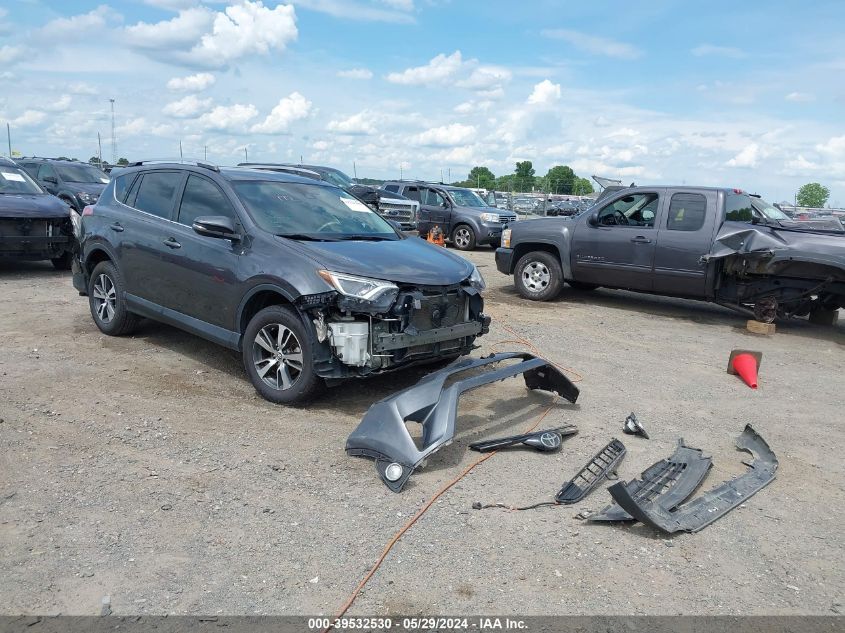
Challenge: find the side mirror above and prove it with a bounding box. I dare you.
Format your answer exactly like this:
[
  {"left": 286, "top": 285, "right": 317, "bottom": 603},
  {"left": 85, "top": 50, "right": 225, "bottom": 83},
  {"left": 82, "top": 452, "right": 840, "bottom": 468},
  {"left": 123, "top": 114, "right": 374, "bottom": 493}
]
[
  {"left": 587, "top": 211, "right": 599, "bottom": 227},
  {"left": 440, "top": 200, "right": 450, "bottom": 209},
  {"left": 43, "top": 175, "right": 57, "bottom": 184},
  {"left": 193, "top": 216, "right": 240, "bottom": 240},
  {"left": 386, "top": 219, "right": 403, "bottom": 232}
]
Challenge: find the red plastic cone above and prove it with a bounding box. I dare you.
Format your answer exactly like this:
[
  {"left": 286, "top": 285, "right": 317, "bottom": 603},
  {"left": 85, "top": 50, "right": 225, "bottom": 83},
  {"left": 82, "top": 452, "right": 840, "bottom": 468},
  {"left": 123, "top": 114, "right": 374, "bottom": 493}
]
[{"left": 731, "top": 353, "right": 759, "bottom": 389}]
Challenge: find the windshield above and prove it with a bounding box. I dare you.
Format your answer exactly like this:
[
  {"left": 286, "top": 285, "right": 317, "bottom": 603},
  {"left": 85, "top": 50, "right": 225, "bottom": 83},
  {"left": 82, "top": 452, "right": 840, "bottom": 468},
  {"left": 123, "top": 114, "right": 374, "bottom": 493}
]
[
  {"left": 57, "top": 163, "right": 109, "bottom": 184},
  {"left": 0, "top": 167, "right": 44, "bottom": 194},
  {"left": 751, "top": 198, "right": 791, "bottom": 221},
  {"left": 232, "top": 181, "right": 399, "bottom": 240},
  {"left": 448, "top": 189, "right": 487, "bottom": 207},
  {"left": 315, "top": 168, "right": 354, "bottom": 190}
]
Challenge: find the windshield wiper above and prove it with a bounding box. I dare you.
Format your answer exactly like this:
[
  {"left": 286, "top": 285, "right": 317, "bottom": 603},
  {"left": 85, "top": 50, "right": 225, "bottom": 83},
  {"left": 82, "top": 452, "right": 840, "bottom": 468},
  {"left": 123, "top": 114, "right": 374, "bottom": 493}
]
[
  {"left": 334, "top": 234, "right": 395, "bottom": 241},
  {"left": 275, "top": 233, "right": 339, "bottom": 242}
]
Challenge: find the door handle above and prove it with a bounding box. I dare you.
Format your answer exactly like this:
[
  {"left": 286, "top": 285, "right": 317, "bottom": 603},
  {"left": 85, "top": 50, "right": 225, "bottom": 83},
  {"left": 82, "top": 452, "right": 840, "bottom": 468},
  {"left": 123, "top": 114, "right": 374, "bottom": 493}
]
[
  {"left": 163, "top": 237, "right": 181, "bottom": 249},
  {"left": 109, "top": 222, "right": 124, "bottom": 232},
  {"left": 630, "top": 236, "right": 652, "bottom": 244}
]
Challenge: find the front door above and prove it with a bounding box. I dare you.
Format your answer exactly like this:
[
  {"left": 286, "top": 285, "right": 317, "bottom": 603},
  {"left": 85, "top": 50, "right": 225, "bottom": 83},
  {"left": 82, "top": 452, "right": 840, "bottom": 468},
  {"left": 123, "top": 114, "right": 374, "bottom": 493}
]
[
  {"left": 570, "top": 191, "right": 662, "bottom": 291},
  {"left": 36, "top": 163, "right": 59, "bottom": 195},
  {"left": 652, "top": 191, "right": 718, "bottom": 297},
  {"left": 422, "top": 187, "right": 452, "bottom": 234}
]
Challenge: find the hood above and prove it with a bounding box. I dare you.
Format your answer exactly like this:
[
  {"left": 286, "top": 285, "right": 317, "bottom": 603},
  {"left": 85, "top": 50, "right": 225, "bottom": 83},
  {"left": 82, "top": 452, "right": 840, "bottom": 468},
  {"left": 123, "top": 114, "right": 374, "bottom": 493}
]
[
  {"left": 0, "top": 193, "right": 70, "bottom": 219},
  {"left": 67, "top": 182, "right": 107, "bottom": 196},
  {"left": 376, "top": 189, "right": 413, "bottom": 202},
  {"left": 289, "top": 236, "right": 474, "bottom": 285}
]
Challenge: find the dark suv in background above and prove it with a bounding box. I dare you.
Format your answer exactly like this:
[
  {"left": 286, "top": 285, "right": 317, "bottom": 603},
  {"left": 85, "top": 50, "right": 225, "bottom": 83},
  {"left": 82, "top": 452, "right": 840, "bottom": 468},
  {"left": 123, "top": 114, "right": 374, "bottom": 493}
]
[
  {"left": 382, "top": 181, "right": 517, "bottom": 250},
  {"left": 74, "top": 161, "right": 488, "bottom": 404},
  {"left": 239, "top": 162, "right": 419, "bottom": 230},
  {"left": 0, "top": 157, "right": 74, "bottom": 268},
  {"left": 18, "top": 158, "right": 108, "bottom": 212}
]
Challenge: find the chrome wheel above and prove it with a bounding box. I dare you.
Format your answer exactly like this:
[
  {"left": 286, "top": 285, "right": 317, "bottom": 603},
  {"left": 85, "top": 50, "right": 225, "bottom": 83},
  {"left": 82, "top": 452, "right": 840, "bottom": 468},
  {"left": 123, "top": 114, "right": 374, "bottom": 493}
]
[
  {"left": 92, "top": 273, "right": 116, "bottom": 323},
  {"left": 252, "top": 323, "right": 304, "bottom": 391},
  {"left": 454, "top": 227, "right": 472, "bottom": 248},
  {"left": 522, "top": 261, "right": 550, "bottom": 293}
]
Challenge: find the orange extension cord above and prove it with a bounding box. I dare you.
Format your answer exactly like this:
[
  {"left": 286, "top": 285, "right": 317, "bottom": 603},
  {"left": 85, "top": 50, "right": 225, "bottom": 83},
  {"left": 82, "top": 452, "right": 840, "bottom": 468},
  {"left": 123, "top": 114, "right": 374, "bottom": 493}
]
[{"left": 323, "top": 325, "right": 583, "bottom": 631}]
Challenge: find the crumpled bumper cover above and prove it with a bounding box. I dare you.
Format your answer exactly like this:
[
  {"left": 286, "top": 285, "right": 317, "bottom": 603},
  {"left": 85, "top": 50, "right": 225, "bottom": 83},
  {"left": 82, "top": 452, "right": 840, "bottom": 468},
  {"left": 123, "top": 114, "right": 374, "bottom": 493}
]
[
  {"left": 608, "top": 424, "right": 777, "bottom": 533},
  {"left": 345, "top": 352, "right": 580, "bottom": 492}
]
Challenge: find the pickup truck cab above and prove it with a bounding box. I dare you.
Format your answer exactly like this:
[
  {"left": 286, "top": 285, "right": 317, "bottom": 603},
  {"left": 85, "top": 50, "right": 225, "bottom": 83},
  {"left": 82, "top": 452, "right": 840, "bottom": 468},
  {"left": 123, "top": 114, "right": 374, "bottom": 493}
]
[{"left": 496, "top": 186, "right": 845, "bottom": 324}]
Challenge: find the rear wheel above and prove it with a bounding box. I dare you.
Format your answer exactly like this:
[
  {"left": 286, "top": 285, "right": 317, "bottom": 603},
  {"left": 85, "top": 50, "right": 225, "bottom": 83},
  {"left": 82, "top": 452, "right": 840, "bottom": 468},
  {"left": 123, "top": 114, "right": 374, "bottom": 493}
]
[
  {"left": 88, "top": 260, "right": 139, "bottom": 336},
  {"left": 514, "top": 251, "right": 563, "bottom": 301},
  {"left": 242, "top": 305, "right": 323, "bottom": 404},
  {"left": 808, "top": 307, "right": 839, "bottom": 326},
  {"left": 451, "top": 224, "right": 477, "bottom": 251}
]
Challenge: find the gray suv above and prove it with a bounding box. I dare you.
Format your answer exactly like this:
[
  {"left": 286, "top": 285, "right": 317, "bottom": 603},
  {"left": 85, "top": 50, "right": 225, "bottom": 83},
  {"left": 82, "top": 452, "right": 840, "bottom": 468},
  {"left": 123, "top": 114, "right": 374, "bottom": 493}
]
[
  {"left": 382, "top": 181, "right": 517, "bottom": 250},
  {"left": 73, "top": 162, "right": 489, "bottom": 404}
]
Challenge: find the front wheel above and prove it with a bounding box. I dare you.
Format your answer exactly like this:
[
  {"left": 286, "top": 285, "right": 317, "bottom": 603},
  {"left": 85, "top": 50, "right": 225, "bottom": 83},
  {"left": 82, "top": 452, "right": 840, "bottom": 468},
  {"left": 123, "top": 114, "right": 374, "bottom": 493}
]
[
  {"left": 88, "top": 260, "right": 140, "bottom": 336},
  {"left": 242, "top": 305, "right": 323, "bottom": 405},
  {"left": 451, "top": 225, "right": 477, "bottom": 251},
  {"left": 514, "top": 251, "right": 563, "bottom": 301}
]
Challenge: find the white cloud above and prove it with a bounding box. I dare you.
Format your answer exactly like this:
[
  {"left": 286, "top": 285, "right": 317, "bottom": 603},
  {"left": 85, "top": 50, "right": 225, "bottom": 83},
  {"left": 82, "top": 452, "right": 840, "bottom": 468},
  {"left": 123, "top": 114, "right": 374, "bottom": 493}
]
[
  {"left": 691, "top": 44, "right": 745, "bottom": 58},
  {"left": 312, "top": 140, "right": 330, "bottom": 151},
  {"left": 126, "top": 1, "right": 297, "bottom": 68},
  {"left": 327, "top": 111, "right": 377, "bottom": 135},
  {"left": 12, "top": 111, "right": 46, "bottom": 127},
  {"left": 0, "top": 45, "right": 25, "bottom": 65},
  {"left": 44, "top": 95, "right": 73, "bottom": 113},
  {"left": 251, "top": 92, "right": 312, "bottom": 133},
  {"left": 816, "top": 135, "right": 845, "bottom": 157},
  {"left": 785, "top": 91, "right": 815, "bottom": 102},
  {"left": 785, "top": 155, "right": 820, "bottom": 172},
  {"left": 454, "top": 100, "right": 493, "bottom": 114},
  {"left": 198, "top": 103, "right": 259, "bottom": 131},
  {"left": 456, "top": 65, "right": 512, "bottom": 94},
  {"left": 411, "top": 123, "right": 476, "bottom": 147},
  {"left": 167, "top": 72, "right": 216, "bottom": 92},
  {"left": 39, "top": 5, "right": 122, "bottom": 39},
  {"left": 116, "top": 117, "right": 149, "bottom": 138},
  {"left": 162, "top": 95, "right": 213, "bottom": 118},
  {"left": 68, "top": 82, "right": 99, "bottom": 95},
  {"left": 726, "top": 143, "right": 760, "bottom": 168},
  {"left": 143, "top": 0, "right": 198, "bottom": 9},
  {"left": 286, "top": 0, "right": 414, "bottom": 23},
  {"left": 527, "top": 79, "right": 561, "bottom": 105},
  {"left": 386, "top": 50, "right": 464, "bottom": 84},
  {"left": 337, "top": 68, "right": 373, "bottom": 79},
  {"left": 541, "top": 29, "right": 642, "bottom": 60},
  {"left": 379, "top": 0, "right": 414, "bottom": 9}
]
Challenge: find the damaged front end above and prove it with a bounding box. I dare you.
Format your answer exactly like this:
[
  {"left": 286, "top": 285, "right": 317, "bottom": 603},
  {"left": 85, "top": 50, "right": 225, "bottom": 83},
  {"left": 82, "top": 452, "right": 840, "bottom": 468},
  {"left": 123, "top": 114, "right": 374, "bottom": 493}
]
[
  {"left": 346, "top": 352, "right": 580, "bottom": 492},
  {"left": 298, "top": 269, "right": 490, "bottom": 380}
]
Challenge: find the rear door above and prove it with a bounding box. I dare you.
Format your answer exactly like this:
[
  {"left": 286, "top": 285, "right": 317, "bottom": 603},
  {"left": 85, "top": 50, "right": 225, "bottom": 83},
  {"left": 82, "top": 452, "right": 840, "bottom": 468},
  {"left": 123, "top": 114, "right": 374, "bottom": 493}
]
[
  {"left": 652, "top": 190, "right": 719, "bottom": 297},
  {"left": 570, "top": 190, "right": 663, "bottom": 290},
  {"left": 36, "top": 163, "right": 59, "bottom": 195},
  {"left": 119, "top": 170, "right": 186, "bottom": 308},
  {"left": 161, "top": 174, "right": 242, "bottom": 329},
  {"left": 402, "top": 186, "right": 426, "bottom": 232}
]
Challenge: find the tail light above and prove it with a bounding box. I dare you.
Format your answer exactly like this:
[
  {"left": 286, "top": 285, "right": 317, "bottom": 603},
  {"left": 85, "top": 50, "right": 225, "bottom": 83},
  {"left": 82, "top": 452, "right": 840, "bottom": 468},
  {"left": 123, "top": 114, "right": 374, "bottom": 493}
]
[{"left": 81, "top": 205, "right": 94, "bottom": 216}]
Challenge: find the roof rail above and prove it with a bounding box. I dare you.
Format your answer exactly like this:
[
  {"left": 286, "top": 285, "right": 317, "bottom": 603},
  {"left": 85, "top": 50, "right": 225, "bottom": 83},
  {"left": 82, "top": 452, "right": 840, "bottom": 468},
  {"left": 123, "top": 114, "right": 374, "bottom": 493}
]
[{"left": 127, "top": 158, "right": 220, "bottom": 172}]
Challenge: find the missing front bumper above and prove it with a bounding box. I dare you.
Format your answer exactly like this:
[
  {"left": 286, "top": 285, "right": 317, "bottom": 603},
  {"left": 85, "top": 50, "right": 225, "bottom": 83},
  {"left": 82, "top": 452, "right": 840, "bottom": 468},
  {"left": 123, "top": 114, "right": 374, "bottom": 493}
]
[{"left": 345, "top": 352, "right": 580, "bottom": 492}]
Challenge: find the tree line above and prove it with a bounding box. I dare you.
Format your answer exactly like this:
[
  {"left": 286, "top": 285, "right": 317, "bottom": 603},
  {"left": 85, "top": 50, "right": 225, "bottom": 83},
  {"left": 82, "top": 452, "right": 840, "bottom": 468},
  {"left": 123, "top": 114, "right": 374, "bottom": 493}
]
[{"left": 452, "top": 161, "right": 595, "bottom": 195}]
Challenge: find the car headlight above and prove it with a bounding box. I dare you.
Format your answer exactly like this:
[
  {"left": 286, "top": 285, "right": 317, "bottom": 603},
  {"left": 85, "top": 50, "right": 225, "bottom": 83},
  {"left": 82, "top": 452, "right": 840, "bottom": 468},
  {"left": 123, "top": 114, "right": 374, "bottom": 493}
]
[
  {"left": 467, "top": 265, "right": 486, "bottom": 291},
  {"left": 77, "top": 192, "right": 98, "bottom": 204},
  {"left": 480, "top": 212, "right": 500, "bottom": 223},
  {"left": 501, "top": 228, "right": 512, "bottom": 248},
  {"left": 318, "top": 270, "right": 398, "bottom": 303}
]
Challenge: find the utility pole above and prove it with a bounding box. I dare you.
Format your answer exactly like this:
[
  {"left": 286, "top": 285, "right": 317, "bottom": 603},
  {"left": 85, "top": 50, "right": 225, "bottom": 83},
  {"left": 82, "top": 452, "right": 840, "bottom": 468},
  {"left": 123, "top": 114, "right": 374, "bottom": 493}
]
[
  {"left": 6, "top": 122, "right": 11, "bottom": 158},
  {"left": 179, "top": 140, "right": 183, "bottom": 160},
  {"left": 97, "top": 132, "right": 102, "bottom": 168},
  {"left": 353, "top": 161, "right": 357, "bottom": 179},
  {"left": 400, "top": 163, "right": 403, "bottom": 179},
  {"left": 109, "top": 99, "right": 116, "bottom": 164},
  {"left": 204, "top": 145, "right": 207, "bottom": 161},
  {"left": 244, "top": 147, "right": 248, "bottom": 162}
]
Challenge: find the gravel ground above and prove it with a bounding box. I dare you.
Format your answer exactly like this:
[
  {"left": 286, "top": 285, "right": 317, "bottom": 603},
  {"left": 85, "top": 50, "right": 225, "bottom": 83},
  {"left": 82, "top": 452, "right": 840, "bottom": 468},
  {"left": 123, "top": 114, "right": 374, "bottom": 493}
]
[{"left": 0, "top": 251, "right": 843, "bottom": 617}]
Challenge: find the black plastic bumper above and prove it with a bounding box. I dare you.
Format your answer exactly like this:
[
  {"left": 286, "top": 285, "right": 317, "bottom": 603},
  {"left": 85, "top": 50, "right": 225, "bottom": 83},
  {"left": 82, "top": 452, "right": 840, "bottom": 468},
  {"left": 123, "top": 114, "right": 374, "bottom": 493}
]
[{"left": 495, "top": 247, "right": 514, "bottom": 275}]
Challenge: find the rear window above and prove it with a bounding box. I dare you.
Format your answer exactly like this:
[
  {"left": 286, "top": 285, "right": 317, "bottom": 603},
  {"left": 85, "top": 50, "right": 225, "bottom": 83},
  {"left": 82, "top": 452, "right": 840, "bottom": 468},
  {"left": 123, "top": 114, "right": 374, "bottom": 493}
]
[
  {"left": 383, "top": 185, "right": 399, "bottom": 193},
  {"left": 132, "top": 171, "right": 182, "bottom": 219},
  {"left": 667, "top": 193, "right": 707, "bottom": 231},
  {"left": 725, "top": 193, "right": 753, "bottom": 222},
  {"left": 113, "top": 173, "right": 137, "bottom": 203}
]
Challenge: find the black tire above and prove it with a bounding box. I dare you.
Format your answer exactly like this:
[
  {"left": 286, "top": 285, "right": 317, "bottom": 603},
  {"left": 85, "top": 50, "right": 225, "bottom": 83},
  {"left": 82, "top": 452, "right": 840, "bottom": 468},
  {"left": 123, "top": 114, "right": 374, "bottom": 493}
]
[
  {"left": 514, "top": 251, "right": 563, "bottom": 301},
  {"left": 567, "top": 280, "right": 599, "bottom": 291},
  {"left": 51, "top": 252, "right": 73, "bottom": 270},
  {"left": 88, "top": 260, "right": 140, "bottom": 336},
  {"left": 242, "top": 305, "right": 323, "bottom": 405},
  {"left": 450, "top": 224, "right": 477, "bottom": 251},
  {"left": 808, "top": 307, "right": 839, "bottom": 326}
]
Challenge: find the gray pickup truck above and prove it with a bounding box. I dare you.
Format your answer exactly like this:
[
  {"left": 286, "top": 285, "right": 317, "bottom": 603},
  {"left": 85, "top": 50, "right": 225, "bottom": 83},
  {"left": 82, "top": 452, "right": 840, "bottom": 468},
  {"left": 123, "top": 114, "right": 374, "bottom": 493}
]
[{"left": 495, "top": 186, "right": 845, "bottom": 324}]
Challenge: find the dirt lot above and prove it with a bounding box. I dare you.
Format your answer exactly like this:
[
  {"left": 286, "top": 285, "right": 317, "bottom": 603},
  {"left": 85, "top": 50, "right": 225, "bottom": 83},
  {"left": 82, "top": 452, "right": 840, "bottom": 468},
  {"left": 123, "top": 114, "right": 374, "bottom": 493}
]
[{"left": 1, "top": 250, "right": 843, "bottom": 617}]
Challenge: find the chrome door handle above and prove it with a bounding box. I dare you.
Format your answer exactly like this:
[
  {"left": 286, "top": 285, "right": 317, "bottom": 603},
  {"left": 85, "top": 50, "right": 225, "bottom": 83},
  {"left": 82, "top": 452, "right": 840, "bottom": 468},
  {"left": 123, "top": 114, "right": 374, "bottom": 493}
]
[{"left": 163, "top": 238, "right": 181, "bottom": 249}]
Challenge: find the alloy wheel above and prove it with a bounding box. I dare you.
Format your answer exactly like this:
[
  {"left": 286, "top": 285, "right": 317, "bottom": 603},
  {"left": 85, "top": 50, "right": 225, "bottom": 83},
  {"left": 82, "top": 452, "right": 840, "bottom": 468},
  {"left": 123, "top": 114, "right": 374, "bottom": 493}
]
[
  {"left": 454, "top": 227, "right": 471, "bottom": 248},
  {"left": 252, "top": 323, "right": 304, "bottom": 391},
  {"left": 92, "top": 274, "right": 117, "bottom": 323},
  {"left": 522, "top": 261, "right": 550, "bottom": 293}
]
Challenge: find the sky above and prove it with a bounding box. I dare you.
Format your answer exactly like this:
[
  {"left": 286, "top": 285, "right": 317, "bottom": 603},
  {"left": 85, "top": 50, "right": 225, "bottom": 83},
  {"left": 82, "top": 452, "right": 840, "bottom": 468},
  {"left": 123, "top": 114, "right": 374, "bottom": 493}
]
[{"left": 1, "top": 0, "right": 844, "bottom": 204}]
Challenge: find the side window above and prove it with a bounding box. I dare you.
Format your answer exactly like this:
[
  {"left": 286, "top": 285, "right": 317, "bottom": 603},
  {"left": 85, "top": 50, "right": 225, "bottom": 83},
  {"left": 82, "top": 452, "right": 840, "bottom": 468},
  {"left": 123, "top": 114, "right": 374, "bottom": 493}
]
[
  {"left": 20, "top": 163, "right": 39, "bottom": 178},
  {"left": 113, "top": 173, "right": 136, "bottom": 204},
  {"left": 725, "top": 193, "right": 753, "bottom": 222},
  {"left": 384, "top": 185, "right": 399, "bottom": 193},
  {"left": 597, "top": 193, "right": 658, "bottom": 228},
  {"left": 667, "top": 193, "right": 707, "bottom": 231},
  {"left": 404, "top": 186, "right": 421, "bottom": 202},
  {"left": 132, "top": 171, "right": 182, "bottom": 219},
  {"left": 177, "top": 175, "right": 235, "bottom": 227},
  {"left": 37, "top": 164, "right": 57, "bottom": 181},
  {"left": 424, "top": 188, "right": 446, "bottom": 206}
]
